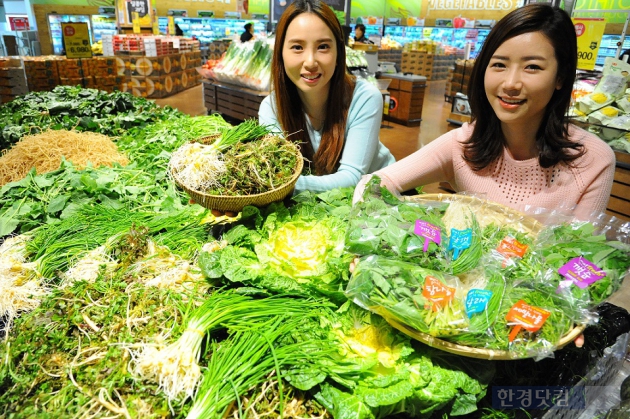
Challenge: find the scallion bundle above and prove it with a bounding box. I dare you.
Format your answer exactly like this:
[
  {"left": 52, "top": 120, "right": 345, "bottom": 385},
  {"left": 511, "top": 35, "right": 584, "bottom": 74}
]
[{"left": 131, "top": 291, "right": 333, "bottom": 401}]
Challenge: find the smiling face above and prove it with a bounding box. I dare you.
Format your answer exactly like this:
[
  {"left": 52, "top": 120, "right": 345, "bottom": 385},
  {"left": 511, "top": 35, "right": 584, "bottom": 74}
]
[
  {"left": 282, "top": 13, "right": 337, "bottom": 101},
  {"left": 484, "top": 31, "right": 561, "bottom": 132}
]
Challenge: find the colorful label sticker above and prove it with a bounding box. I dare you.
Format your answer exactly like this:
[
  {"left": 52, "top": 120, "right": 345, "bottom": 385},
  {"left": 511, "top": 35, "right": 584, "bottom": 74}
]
[
  {"left": 496, "top": 236, "right": 528, "bottom": 259},
  {"left": 557, "top": 256, "right": 606, "bottom": 290},
  {"left": 448, "top": 228, "right": 472, "bottom": 261},
  {"left": 422, "top": 276, "right": 455, "bottom": 311},
  {"left": 466, "top": 289, "right": 493, "bottom": 317},
  {"left": 414, "top": 220, "right": 441, "bottom": 252},
  {"left": 505, "top": 300, "right": 550, "bottom": 342}
]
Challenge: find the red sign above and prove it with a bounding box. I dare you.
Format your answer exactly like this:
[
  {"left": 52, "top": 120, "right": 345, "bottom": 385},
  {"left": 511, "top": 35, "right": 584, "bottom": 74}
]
[
  {"left": 64, "top": 26, "right": 76, "bottom": 36},
  {"left": 9, "top": 17, "right": 30, "bottom": 31}
]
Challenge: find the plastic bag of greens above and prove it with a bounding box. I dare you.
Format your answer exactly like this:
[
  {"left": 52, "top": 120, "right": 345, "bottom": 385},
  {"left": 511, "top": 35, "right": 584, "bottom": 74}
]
[
  {"left": 346, "top": 176, "right": 449, "bottom": 270},
  {"left": 346, "top": 255, "right": 470, "bottom": 337},
  {"left": 492, "top": 281, "right": 577, "bottom": 360},
  {"left": 533, "top": 215, "right": 630, "bottom": 312},
  {"left": 443, "top": 267, "right": 508, "bottom": 347}
]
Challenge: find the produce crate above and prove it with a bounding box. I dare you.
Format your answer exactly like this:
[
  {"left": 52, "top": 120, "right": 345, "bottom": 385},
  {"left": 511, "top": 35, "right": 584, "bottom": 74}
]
[{"left": 203, "top": 80, "right": 217, "bottom": 112}]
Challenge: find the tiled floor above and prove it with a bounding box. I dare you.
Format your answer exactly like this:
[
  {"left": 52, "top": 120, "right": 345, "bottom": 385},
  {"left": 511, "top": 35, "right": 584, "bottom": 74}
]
[{"left": 155, "top": 80, "right": 630, "bottom": 313}]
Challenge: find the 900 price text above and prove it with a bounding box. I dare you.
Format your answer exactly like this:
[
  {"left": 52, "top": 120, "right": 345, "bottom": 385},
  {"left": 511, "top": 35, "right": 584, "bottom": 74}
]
[{"left": 577, "top": 51, "right": 594, "bottom": 61}]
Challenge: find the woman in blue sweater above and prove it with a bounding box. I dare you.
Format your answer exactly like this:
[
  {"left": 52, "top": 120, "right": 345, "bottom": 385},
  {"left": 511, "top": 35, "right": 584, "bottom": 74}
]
[{"left": 258, "top": 0, "right": 394, "bottom": 194}]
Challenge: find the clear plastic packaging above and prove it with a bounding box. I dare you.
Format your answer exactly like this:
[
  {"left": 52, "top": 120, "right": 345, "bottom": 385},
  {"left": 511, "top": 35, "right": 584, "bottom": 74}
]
[{"left": 346, "top": 255, "right": 470, "bottom": 337}]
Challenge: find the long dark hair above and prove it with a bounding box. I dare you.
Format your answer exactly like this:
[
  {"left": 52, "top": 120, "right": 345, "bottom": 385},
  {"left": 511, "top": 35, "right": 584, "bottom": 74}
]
[
  {"left": 271, "top": 0, "right": 355, "bottom": 175},
  {"left": 465, "top": 4, "right": 583, "bottom": 170}
]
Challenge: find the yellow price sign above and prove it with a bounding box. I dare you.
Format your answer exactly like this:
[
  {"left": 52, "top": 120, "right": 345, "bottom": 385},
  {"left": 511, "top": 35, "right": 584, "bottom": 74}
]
[
  {"left": 61, "top": 22, "right": 92, "bottom": 59},
  {"left": 132, "top": 11, "right": 141, "bottom": 34},
  {"left": 168, "top": 16, "right": 176, "bottom": 36},
  {"left": 572, "top": 18, "right": 606, "bottom": 71}
]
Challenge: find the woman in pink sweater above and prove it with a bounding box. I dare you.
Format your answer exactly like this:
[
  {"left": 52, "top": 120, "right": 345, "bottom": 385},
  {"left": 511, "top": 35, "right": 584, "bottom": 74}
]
[{"left": 355, "top": 4, "right": 615, "bottom": 221}]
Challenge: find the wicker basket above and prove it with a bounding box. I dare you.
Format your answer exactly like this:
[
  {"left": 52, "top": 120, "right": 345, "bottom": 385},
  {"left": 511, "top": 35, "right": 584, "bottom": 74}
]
[
  {"left": 171, "top": 135, "right": 303, "bottom": 212},
  {"left": 385, "top": 193, "right": 586, "bottom": 360}
]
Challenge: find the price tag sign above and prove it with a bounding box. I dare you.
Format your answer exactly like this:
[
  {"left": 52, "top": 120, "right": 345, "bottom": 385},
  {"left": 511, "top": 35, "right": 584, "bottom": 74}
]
[
  {"left": 506, "top": 300, "right": 550, "bottom": 342},
  {"left": 168, "top": 16, "right": 176, "bottom": 36},
  {"left": 61, "top": 23, "right": 92, "bottom": 59},
  {"left": 414, "top": 220, "right": 441, "bottom": 252},
  {"left": 496, "top": 236, "right": 528, "bottom": 267},
  {"left": 448, "top": 228, "right": 472, "bottom": 261},
  {"left": 422, "top": 276, "right": 455, "bottom": 311},
  {"left": 572, "top": 18, "right": 606, "bottom": 71},
  {"left": 132, "top": 11, "right": 141, "bottom": 34},
  {"left": 465, "top": 289, "right": 492, "bottom": 317},
  {"left": 557, "top": 256, "right": 606, "bottom": 290}
]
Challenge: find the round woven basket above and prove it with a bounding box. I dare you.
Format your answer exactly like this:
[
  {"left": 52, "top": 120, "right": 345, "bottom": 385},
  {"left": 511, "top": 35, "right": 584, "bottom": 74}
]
[
  {"left": 384, "top": 193, "right": 586, "bottom": 360},
  {"left": 171, "top": 135, "right": 303, "bottom": 213}
]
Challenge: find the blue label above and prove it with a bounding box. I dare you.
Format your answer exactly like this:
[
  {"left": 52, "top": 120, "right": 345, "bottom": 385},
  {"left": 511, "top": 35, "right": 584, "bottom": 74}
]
[
  {"left": 465, "top": 289, "right": 492, "bottom": 317},
  {"left": 492, "top": 386, "right": 585, "bottom": 410},
  {"left": 448, "top": 228, "right": 472, "bottom": 260}
]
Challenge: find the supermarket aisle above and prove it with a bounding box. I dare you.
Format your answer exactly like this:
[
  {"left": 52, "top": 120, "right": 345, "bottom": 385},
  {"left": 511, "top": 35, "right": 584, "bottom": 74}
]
[{"left": 153, "top": 80, "right": 454, "bottom": 162}]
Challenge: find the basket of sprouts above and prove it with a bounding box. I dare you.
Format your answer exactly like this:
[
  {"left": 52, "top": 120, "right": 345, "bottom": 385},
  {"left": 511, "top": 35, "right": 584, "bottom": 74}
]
[{"left": 168, "top": 119, "right": 303, "bottom": 212}]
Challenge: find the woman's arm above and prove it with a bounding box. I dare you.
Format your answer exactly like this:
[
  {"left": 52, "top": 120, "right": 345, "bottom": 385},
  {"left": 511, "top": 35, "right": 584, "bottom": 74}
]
[
  {"left": 353, "top": 126, "right": 466, "bottom": 203},
  {"left": 295, "top": 81, "right": 394, "bottom": 194},
  {"left": 571, "top": 131, "right": 616, "bottom": 220}
]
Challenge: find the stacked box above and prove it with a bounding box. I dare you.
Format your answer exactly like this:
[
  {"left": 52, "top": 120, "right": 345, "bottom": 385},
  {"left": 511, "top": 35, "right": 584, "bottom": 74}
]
[
  {"left": 208, "top": 39, "right": 232, "bottom": 60},
  {"left": 58, "top": 58, "right": 83, "bottom": 78},
  {"left": 143, "top": 37, "right": 177, "bottom": 57},
  {"left": 113, "top": 35, "right": 146, "bottom": 55},
  {"left": 179, "top": 38, "right": 200, "bottom": 53},
  {"left": 0, "top": 57, "right": 28, "bottom": 103},
  {"left": 446, "top": 59, "right": 474, "bottom": 98},
  {"left": 23, "top": 56, "right": 61, "bottom": 92},
  {"left": 86, "top": 57, "right": 118, "bottom": 78},
  {"left": 102, "top": 35, "right": 115, "bottom": 57}
]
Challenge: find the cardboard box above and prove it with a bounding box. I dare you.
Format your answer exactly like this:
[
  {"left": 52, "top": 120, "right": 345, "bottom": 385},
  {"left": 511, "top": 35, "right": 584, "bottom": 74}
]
[
  {"left": 0, "top": 84, "right": 28, "bottom": 95},
  {"left": 59, "top": 77, "right": 84, "bottom": 86}
]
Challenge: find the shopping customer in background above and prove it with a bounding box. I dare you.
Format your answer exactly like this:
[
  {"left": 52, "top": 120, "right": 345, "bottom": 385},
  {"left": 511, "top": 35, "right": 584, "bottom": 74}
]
[
  {"left": 240, "top": 23, "right": 254, "bottom": 42},
  {"left": 259, "top": 0, "right": 395, "bottom": 194},
  {"left": 353, "top": 24, "right": 372, "bottom": 44},
  {"left": 354, "top": 3, "right": 615, "bottom": 222}
]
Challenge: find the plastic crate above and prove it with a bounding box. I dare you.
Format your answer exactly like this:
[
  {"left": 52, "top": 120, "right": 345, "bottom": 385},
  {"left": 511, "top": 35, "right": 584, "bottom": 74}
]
[{"left": 542, "top": 332, "right": 630, "bottom": 419}]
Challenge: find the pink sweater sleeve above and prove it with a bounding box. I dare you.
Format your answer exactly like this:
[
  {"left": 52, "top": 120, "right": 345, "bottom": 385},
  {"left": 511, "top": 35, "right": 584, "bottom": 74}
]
[
  {"left": 568, "top": 126, "right": 616, "bottom": 220},
  {"left": 374, "top": 126, "right": 467, "bottom": 193}
]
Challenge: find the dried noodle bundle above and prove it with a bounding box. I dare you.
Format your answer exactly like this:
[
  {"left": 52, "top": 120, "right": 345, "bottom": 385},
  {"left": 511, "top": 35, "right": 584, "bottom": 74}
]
[{"left": 0, "top": 129, "right": 129, "bottom": 186}]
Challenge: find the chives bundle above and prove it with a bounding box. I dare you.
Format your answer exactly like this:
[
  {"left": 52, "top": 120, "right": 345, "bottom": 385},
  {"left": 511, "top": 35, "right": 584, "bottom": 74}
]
[{"left": 132, "top": 291, "right": 333, "bottom": 401}]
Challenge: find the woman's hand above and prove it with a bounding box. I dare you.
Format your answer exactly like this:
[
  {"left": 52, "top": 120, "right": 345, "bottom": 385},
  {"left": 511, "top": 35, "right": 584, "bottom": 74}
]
[{"left": 349, "top": 256, "right": 360, "bottom": 273}]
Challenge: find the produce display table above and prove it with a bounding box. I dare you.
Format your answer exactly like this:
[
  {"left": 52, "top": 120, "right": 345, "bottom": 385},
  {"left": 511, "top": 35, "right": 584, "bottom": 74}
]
[
  {"left": 378, "top": 73, "right": 427, "bottom": 127},
  {"left": 203, "top": 79, "right": 268, "bottom": 121}
]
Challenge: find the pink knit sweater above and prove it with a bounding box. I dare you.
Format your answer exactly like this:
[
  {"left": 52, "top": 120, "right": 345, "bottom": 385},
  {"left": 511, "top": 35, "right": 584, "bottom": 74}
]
[{"left": 368, "top": 123, "right": 616, "bottom": 220}]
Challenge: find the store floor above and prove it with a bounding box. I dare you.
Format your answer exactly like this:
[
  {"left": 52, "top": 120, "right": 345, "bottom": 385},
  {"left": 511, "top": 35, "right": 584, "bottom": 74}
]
[{"left": 154, "top": 80, "right": 630, "bottom": 313}]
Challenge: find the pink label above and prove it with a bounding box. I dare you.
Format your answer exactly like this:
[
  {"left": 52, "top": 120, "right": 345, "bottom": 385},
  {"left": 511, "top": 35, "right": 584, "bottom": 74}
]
[
  {"left": 414, "top": 220, "right": 441, "bottom": 252},
  {"left": 557, "top": 257, "right": 606, "bottom": 289}
]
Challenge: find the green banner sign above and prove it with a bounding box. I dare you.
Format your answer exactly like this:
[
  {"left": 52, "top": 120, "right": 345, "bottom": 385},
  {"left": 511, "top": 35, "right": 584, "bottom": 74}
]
[
  {"left": 573, "top": 0, "right": 629, "bottom": 24},
  {"left": 248, "top": 0, "right": 269, "bottom": 16}
]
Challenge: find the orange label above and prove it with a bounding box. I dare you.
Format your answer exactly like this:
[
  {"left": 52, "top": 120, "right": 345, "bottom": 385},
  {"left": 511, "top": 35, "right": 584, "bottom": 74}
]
[
  {"left": 422, "top": 276, "right": 455, "bottom": 311},
  {"left": 505, "top": 300, "right": 550, "bottom": 342},
  {"left": 496, "top": 236, "right": 528, "bottom": 259}
]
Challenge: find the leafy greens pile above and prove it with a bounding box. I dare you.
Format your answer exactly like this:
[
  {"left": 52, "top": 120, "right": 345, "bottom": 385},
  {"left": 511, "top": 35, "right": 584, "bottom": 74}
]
[{"left": 0, "top": 86, "right": 181, "bottom": 151}]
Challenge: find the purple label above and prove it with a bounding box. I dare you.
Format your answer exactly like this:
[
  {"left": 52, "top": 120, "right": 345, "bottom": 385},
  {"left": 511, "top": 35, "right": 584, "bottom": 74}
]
[
  {"left": 557, "top": 257, "right": 606, "bottom": 289},
  {"left": 414, "top": 220, "right": 442, "bottom": 252},
  {"left": 448, "top": 228, "right": 472, "bottom": 261}
]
